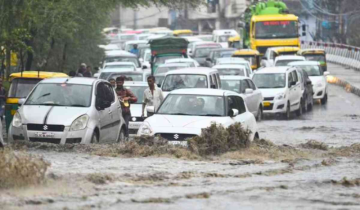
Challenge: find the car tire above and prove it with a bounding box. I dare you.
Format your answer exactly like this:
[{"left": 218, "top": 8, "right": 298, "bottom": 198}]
[
  {"left": 296, "top": 99, "right": 303, "bottom": 117},
  {"left": 308, "top": 98, "right": 314, "bottom": 110},
  {"left": 91, "top": 131, "right": 99, "bottom": 144},
  {"left": 117, "top": 127, "right": 126, "bottom": 143},
  {"left": 303, "top": 98, "right": 308, "bottom": 112},
  {"left": 283, "top": 101, "right": 291, "bottom": 120},
  {"left": 256, "top": 105, "right": 262, "bottom": 122},
  {"left": 321, "top": 93, "right": 328, "bottom": 105}
]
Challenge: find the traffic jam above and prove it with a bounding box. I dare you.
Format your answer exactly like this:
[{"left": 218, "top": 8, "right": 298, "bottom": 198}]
[{"left": 4, "top": 26, "right": 329, "bottom": 146}]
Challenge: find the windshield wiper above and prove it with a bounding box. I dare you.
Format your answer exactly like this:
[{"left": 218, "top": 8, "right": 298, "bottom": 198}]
[
  {"left": 199, "top": 114, "right": 223, "bottom": 117},
  {"left": 166, "top": 113, "right": 192, "bottom": 116},
  {"left": 29, "top": 102, "right": 64, "bottom": 106},
  {"left": 70, "top": 104, "right": 87, "bottom": 107},
  {"left": 36, "top": 93, "right": 51, "bottom": 100},
  {"left": 272, "top": 86, "right": 285, "bottom": 88}
]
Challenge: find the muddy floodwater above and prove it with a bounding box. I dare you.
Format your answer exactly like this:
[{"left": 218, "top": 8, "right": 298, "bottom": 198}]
[{"left": 1, "top": 84, "right": 360, "bottom": 210}]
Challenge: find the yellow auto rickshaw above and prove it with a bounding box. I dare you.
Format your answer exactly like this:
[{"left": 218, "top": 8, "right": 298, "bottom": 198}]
[
  {"left": 297, "top": 49, "right": 327, "bottom": 72},
  {"left": 232, "top": 49, "right": 260, "bottom": 70},
  {"left": 228, "top": 36, "right": 242, "bottom": 49},
  {"left": 5, "top": 71, "right": 68, "bottom": 132},
  {"left": 173, "top": 30, "right": 193, "bottom": 37},
  {"left": 273, "top": 47, "right": 301, "bottom": 57}
]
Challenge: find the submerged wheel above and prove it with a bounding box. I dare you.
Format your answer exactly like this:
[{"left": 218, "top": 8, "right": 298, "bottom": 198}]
[
  {"left": 256, "top": 105, "right": 262, "bottom": 122},
  {"left": 296, "top": 99, "right": 303, "bottom": 117},
  {"left": 91, "top": 131, "right": 99, "bottom": 144},
  {"left": 321, "top": 93, "right": 328, "bottom": 105},
  {"left": 284, "top": 102, "right": 291, "bottom": 120}
]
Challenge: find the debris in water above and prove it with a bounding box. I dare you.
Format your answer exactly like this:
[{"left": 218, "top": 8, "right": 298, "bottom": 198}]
[
  {"left": 300, "top": 140, "right": 329, "bottom": 151},
  {"left": 185, "top": 192, "right": 211, "bottom": 199}
]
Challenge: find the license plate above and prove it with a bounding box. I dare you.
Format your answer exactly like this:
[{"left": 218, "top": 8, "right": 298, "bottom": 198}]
[
  {"left": 129, "top": 123, "right": 141, "bottom": 129},
  {"left": 263, "top": 102, "right": 271, "bottom": 107},
  {"left": 34, "top": 132, "right": 55, "bottom": 138},
  {"left": 168, "top": 141, "right": 188, "bottom": 147}
]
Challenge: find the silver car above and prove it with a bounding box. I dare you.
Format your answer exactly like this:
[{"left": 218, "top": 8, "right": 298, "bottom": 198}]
[{"left": 9, "top": 77, "right": 126, "bottom": 144}]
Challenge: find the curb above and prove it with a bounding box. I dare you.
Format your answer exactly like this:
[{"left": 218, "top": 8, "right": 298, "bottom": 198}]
[{"left": 327, "top": 75, "right": 360, "bottom": 97}]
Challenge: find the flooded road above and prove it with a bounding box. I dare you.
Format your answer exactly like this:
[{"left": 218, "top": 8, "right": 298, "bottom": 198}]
[{"left": 1, "top": 65, "right": 360, "bottom": 210}]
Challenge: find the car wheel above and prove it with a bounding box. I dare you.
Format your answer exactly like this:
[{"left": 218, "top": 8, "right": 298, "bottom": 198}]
[
  {"left": 296, "top": 99, "right": 303, "bottom": 116},
  {"left": 91, "top": 131, "right": 99, "bottom": 144},
  {"left": 303, "top": 96, "right": 308, "bottom": 112},
  {"left": 117, "top": 127, "right": 126, "bottom": 143},
  {"left": 256, "top": 105, "right": 262, "bottom": 122},
  {"left": 308, "top": 98, "right": 314, "bottom": 110},
  {"left": 321, "top": 93, "right": 328, "bottom": 105},
  {"left": 283, "top": 101, "right": 291, "bottom": 120}
]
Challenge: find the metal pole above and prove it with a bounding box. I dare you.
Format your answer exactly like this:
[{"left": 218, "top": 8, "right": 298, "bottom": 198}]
[
  {"left": 134, "top": 10, "right": 137, "bottom": 30},
  {"left": 119, "top": 3, "right": 122, "bottom": 29}
]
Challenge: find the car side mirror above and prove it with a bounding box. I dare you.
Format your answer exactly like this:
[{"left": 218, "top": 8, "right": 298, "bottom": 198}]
[
  {"left": 245, "top": 88, "right": 253, "bottom": 94},
  {"left": 289, "top": 81, "right": 296, "bottom": 87},
  {"left": 142, "top": 65, "right": 147, "bottom": 69},
  {"left": 324, "top": 72, "right": 330, "bottom": 76},
  {"left": 157, "top": 83, "right": 161, "bottom": 88},
  {"left": 229, "top": 109, "right": 239, "bottom": 117},
  {"left": 146, "top": 106, "right": 155, "bottom": 113},
  {"left": 210, "top": 84, "right": 216, "bottom": 89},
  {"left": 18, "top": 98, "right": 26, "bottom": 106},
  {"left": 262, "top": 56, "right": 267, "bottom": 60}
]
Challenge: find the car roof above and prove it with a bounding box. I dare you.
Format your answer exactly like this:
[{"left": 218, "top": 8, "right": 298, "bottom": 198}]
[
  {"left": 211, "top": 48, "right": 236, "bottom": 52},
  {"left": 104, "top": 62, "right": 136, "bottom": 66},
  {"left": 123, "top": 81, "right": 148, "bottom": 87},
  {"left": 288, "top": 61, "right": 321, "bottom": 66},
  {"left": 170, "top": 88, "right": 237, "bottom": 96},
  {"left": 105, "top": 50, "right": 135, "bottom": 57},
  {"left": 158, "top": 63, "right": 190, "bottom": 67},
  {"left": 125, "top": 40, "right": 148, "bottom": 45},
  {"left": 40, "top": 77, "right": 97, "bottom": 85},
  {"left": 165, "top": 58, "right": 195, "bottom": 63},
  {"left": 220, "top": 75, "right": 249, "bottom": 80},
  {"left": 193, "top": 41, "right": 218, "bottom": 46},
  {"left": 275, "top": 55, "right": 306, "bottom": 61},
  {"left": 213, "top": 65, "right": 246, "bottom": 69},
  {"left": 165, "top": 67, "right": 218, "bottom": 75},
  {"left": 101, "top": 68, "right": 137, "bottom": 73},
  {"left": 255, "top": 67, "right": 292, "bottom": 74},
  {"left": 217, "top": 57, "right": 247, "bottom": 63}
]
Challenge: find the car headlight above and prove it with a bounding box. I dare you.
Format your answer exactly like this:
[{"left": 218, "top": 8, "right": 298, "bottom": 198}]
[
  {"left": 70, "top": 115, "right": 89, "bottom": 131},
  {"left": 275, "top": 93, "right": 286, "bottom": 100},
  {"left": 138, "top": 122, "right": 152, "bottom": 135},
  {"left": 12, "top": 112, "right": 22, "bottom": 128}
]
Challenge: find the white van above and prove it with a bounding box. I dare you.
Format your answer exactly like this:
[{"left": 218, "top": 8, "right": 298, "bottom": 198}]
[{"left": 212, "top": 30, "right": 239, "bottom": 48}]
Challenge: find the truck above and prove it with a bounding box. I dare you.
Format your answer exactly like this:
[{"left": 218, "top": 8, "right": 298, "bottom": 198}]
[{"left": 239, "top": 0, "right": 301, "bottom": 55}]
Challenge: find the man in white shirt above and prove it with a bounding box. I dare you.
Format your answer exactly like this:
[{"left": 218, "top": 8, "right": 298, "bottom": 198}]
[{"left": 142, "top": 76, "right": 164, "bottom": 117}]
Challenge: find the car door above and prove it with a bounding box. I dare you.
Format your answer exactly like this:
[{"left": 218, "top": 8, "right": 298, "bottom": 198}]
[
  {"left": 245, "top": 79, "right": 258, "bottom": 114},
  {"left": 292, "top": 70, "right": 302, "bottom": 107},
  {"left": 239, "top": 80, "right": 251, "bottom": 113},
  {"left": 103, "top": 82, "right": 121, "bottom": 141},
  {"left": 227, "top": 95, "right": 253, "bottom": 130},
  {"left": 248, "top": 79, "right": 262, "bottom": 111},
  {"left": 95, "top": 82, "right": 112, "bottom": 141}
]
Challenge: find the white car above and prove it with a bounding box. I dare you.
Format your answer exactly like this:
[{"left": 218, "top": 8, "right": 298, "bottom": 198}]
[
  {"left": 165, "top": 58, "right": 200, "bottom": 67},
  {"left": 216, "top": 58, "right": 253, "bottom": 78},
  {"left": 252, "top": 66, "right": 303, "bottom": 119},
  {"left": 103, "top": 50, "right": 142, "bottom": 70},
  {"left": 137, "top": 89, "right": 259, "bottom": 145},
  {"left": 123, "top": 82, "right": 149, "bottom": 135},
  {"left": 213, "top": 65, "right": 249, "bottom": 77},
  {"left": 261, "top": 47, "right": 300, "bottom": 67},
  {"left": 212, "top": 30, "right": 239, "bottom": 48},
  {"left": 103, "top": 62, "right": 137, "bottom": 70},
  {"left": 220, "top": 76, "right": 263, "bottom": 121},
  {"left": 99, "top": 67, "right": 136, "bottom": 80},
  {"left": 288, "top": 61, "right": 330, "bottom": 104},
  {"left": 274, "top": 55, "right": 306, "bottom": 67},
  {"left": 161, "top": 68, "right": 221, "bottom": 96},
  {"left": 9, "top": 78, "right": 126, "bottom": 144}
]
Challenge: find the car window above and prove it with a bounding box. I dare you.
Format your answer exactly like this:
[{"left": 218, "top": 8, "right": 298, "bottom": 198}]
[
  {"left": 288, "top": 72, "right": 294, "bottom": 87},
  {"left": 246, "top": 79, "right": 256, "bottom": 90},
  {"left": 162, "top": 74, "right": 208, "bottom": 91},
  {"left": 104, "top": 83, "right": 115, "bottom": 103},
  {"left": 216, "top": 74, "right": 221, "bottom": 88},
  {"left": 228, "top": 96, "right": 246, "bottom": 114},
  {"left": 9, "top": 78, "right": 42, "bottom": 98},
  {"left": 292, "top": 70, "right": 298, "bottom": 83},
  {"left": 240, "top": 80, "right": 247, "bottom": 93},
  {"left": 210, "top": 75, "right": 216, "bottom": 88},
  {"left": 297, "top": 70, "right": 303, "bottom": 84}
]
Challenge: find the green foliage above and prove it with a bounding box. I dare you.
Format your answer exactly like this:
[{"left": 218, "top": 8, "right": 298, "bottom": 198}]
[{"left": 0, "top": 0, "right": 202, "bottom": 73}]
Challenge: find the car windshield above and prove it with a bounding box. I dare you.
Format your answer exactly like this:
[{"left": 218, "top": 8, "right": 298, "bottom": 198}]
[
  {"left": 276, "top": 59, "right": 302, "bottom": 66},
  {"left": 154, "top": 75, "right": 165, "bottom": 85},
  {"left": 125, "top": 43, "right": 147, "bottom": 52},
  {"left": 296, "top": 65, "right": 322, "bottom": 76},
  {"left": 217, "top": 68, "right": 245, "bottom": 76},
  {"left": 220, "top": 80, "right": 242, "bottom": 93},
  {"left": 194, "top": 47, "right": 220, "bottom": 58},
  {"left": 304, "top": 54, "right": 326, "bottom": 62},
  {"left": 255, "top": 21, "right": 298, "bottom": 39},
  {"left": 218, "top": 35, "right": 233, "bottom": 42},
  {"left": 8, "top": 78, "right": 42, "bottom": 98},
  {"left": 105, "top": 57, "right": 140, "bottom": 68},
  {"left": 253, "top": 73, "right": 286, "bottom": 89},
  {"left": 162, "top": 74, "right": 208, "bottom": 91},
  {"left": 154, "top": 55, "right": 183, "bottom": 65},
  {"left": 119, "top": 35, "right": 136, "bottom": 41},
  {"left": 157, "top": 94, "right": 225, "bottom": 116},
  {"left": 26, "top": 84, "right": 92, "bottom": 107},
  {"left": 156, "top": 66, "right": 186, "bottom": 74},
  {"left": 108, "top": 73, "right": 143, "bottom": 81},
  {"left": 104, "top": 65, "right": 135, "bottom": 69},
  {"left": 124, "top": 86, "right": 147, "bottom": 104}
]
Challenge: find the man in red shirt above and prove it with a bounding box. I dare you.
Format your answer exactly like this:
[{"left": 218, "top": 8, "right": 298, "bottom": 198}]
[{"left": 115, "top": 76, "right": 137, "bottom": 139}]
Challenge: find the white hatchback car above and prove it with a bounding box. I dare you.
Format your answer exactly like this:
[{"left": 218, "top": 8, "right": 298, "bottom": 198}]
[
  {"left": 103, "top": 62, "right": 137, "bottom": 70},
  {"left": 274, "top": 55, "right": 306, "bottom": 67},
  {"left": 138, "top": 89, "right": 259, "bottom": 145},
  {"left": 220, "top": 76, "right": 263, "bottom": 121},
  {"left": 9, "top": 78, "right": 126, "bottom": 144},
  {"left": 213, "top": 65, "right": 249, "bottom": 77},
  {"left": 288, "top": 61, "right": 330, "bottom": 104},
  {"left": 165, "top": 58, "right": 200, "bottom": 67},
  {"left": 252, "top": 67, "right": 303, "bottom": 119},
  {"left": 215, "top": 58, "right": 253, "bottom": 78}
]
